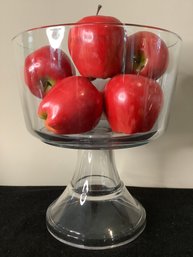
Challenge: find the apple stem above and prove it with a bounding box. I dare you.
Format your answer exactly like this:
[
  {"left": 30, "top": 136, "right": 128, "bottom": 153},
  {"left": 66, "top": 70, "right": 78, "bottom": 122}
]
[
  {"left": 133, "top": 56, "right": 145, "bottom": 75},
  {"left": 96, "top": 4, "right": 102, "bottom": 15},
  {"left": 42, "top": 80, "right": 53, "bottom": 94}
]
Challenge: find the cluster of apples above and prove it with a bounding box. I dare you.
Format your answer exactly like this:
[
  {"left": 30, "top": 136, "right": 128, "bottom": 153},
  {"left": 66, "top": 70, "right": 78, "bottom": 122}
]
[{"left": 24, "top": 10, "right": 169, "bottom": 135}]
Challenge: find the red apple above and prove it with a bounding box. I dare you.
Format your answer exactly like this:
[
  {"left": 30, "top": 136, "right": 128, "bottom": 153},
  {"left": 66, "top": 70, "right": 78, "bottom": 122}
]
[
  {"left": 24, "top": 45, "right": 75, "bottom": 98},
  {"left": 104, "top": 74, "right": 163, "bottom": 134},
  {"left": 38, "top": 76, "right": 103, "bottom": 134},
  {"left": 126, "top": 31, "right": 169, "bottom": 79},
  {"left": 68, "top": 10, "right": 124, "bottom": 79}
]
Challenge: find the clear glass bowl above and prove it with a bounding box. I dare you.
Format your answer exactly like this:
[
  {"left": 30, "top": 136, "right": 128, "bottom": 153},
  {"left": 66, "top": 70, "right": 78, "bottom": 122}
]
[
  {"left": 13, "top": 23, "right": 181, "bottom": 149},
  {"left": 13, "top": 23, "right": 182, "bottom": 249}
]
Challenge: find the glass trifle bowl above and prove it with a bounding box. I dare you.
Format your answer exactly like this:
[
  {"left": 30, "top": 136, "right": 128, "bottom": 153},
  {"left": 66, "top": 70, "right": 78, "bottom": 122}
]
[{"left": 12, "top": 21, "right": 181, "bottom": 249}]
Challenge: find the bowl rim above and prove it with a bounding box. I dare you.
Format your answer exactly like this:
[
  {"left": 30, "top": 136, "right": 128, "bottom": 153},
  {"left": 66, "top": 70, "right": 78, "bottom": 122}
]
[{"left": 12, "top": 22, "right": 182, "bottom": 43}]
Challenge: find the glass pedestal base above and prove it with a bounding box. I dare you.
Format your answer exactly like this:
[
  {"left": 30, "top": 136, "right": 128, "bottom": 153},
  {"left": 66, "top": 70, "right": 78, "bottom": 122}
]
[{"left": 46, "top": 181, "right": 146, "bottom": 249}]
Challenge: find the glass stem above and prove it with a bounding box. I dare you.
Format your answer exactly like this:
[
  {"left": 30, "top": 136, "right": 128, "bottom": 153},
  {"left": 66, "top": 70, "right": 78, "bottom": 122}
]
[{"left": 71, "top": 149, "right": 122, "bottom": 195}]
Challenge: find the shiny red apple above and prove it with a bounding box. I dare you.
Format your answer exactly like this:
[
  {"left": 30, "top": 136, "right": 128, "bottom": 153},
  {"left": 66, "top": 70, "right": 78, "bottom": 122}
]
[
  {"left": 68, "top": 11, "right": 124, "bottom": 79},
  {"left": 104, "top": 74, "right": 163, "bottom": 134},
  {"left": 24, "top": 45, "right": 74, "bottom": 98},
  {"left": 126, "top": 31, "right": 169, "bottom": 79},
  {"left": 38, "top": 76, "right": 103, "bottom": 134}
]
